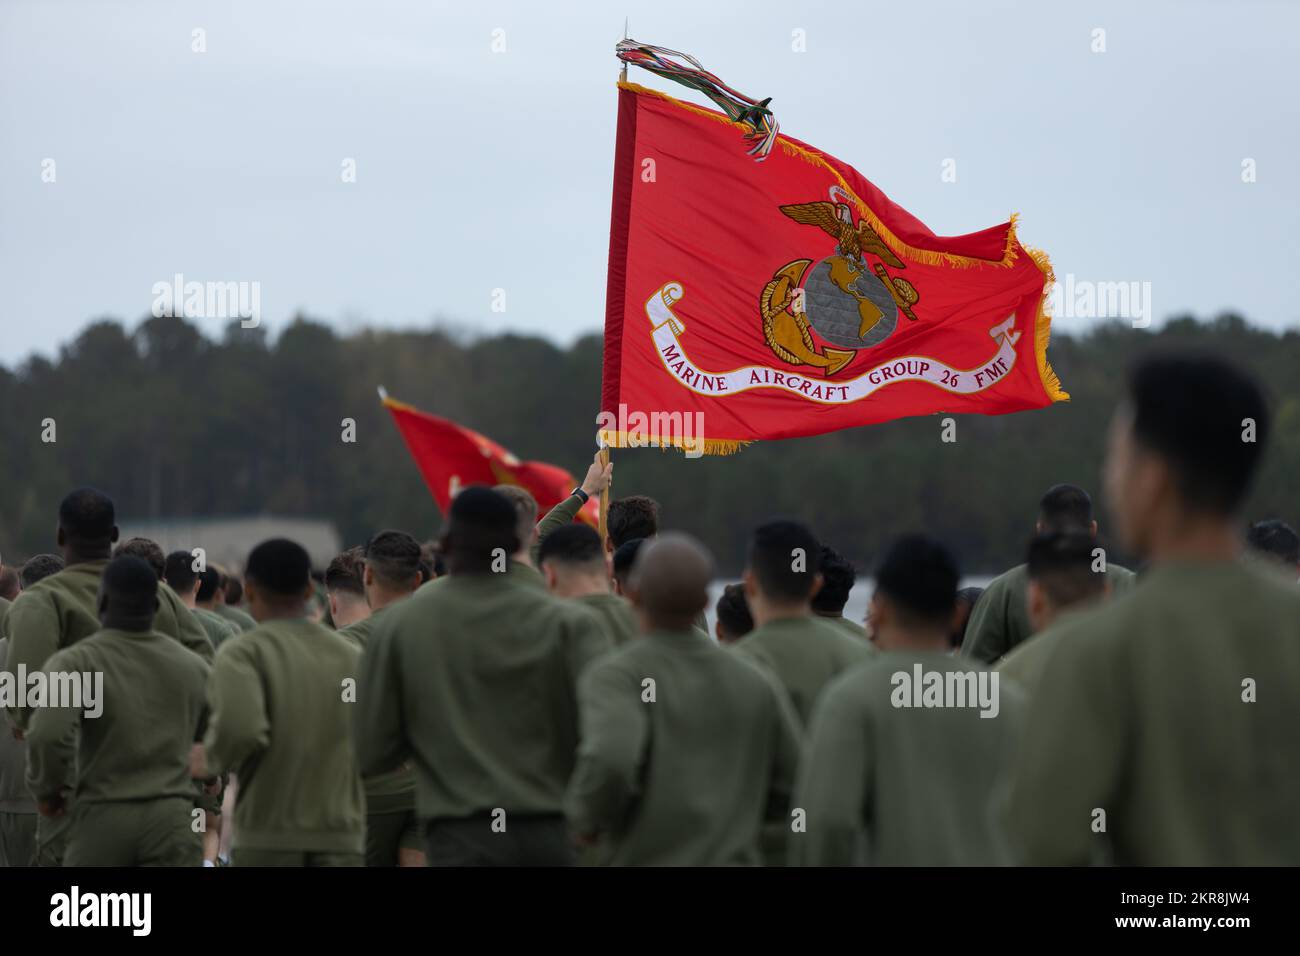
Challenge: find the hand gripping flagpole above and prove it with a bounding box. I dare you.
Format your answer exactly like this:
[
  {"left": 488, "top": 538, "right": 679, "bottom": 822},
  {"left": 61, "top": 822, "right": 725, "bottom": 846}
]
[{"left": 596, "top": 430, "right": 611, "bottom": 546}]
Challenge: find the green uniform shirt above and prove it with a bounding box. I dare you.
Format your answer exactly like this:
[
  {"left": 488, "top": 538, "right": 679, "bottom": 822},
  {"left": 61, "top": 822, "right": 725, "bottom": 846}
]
[
  {"left": 732, "top": 616, "right": 874, "bottom": 727},
  {"left": 338, "top": 605, "right": 416, "bottom": 814},
  {"left": 204, "top": 617, "right": 364, "bottom": 853},
  {"left": 4, "top": 559, "right": 212, "bottom": 731},
  {"left": 566, "top": 629, "right": 802, "bottom": 865},
  {"left": 25, "top": 628, "right": 210, "bottom": 805},
  {"left": 821, "top": 614, "right": 867, "bottom": 640},
  {"left": 1005, "top": 559, "right": 1300, "bottom": 866},
  {"left": 995, "top": 606, "right": 1095, "bottom": 696},
  {"left": 793, "top": 651, "right": 1024, "bottom": 866},
  {"left": 213, "top": 603, "right": 257, "bottom": 633},
  {"left": 355, "top": 572, "right": 612, "bottom": 822},
  {"left": 0, "top": 596, "right": 10, "bottom": 636},
  {"left": 961, "top": 561, "right": 1135, "bottom": 664},
  {"left": 507, "top": 559, "right": 547, "bottom": 592},
  {"left": 0, "top": 638, "right": 35, "bottom": 814},
  {"left": 195, "top": 607, "right": 238, "bottom": 651},
  {"left": 574, "top": 591, "right": 638, "bottom": 647}
]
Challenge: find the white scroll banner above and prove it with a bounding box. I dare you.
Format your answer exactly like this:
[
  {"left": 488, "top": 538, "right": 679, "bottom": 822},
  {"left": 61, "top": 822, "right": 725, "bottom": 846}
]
[{"left": 645, "top": 282, "right": 1022, "bottom": 405}]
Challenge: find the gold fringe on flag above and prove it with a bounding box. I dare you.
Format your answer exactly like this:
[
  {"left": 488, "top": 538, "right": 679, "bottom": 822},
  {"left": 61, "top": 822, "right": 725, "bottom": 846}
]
[
  {"left": 598, "top": 429, "right": 752, "bottom": 456},
  {"left": 1026, "top": 246, "right": 1070, "bottom": 403}
]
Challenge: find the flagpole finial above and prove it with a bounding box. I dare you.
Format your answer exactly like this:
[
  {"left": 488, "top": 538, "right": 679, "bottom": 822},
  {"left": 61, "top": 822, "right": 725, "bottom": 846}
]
[{"left": 377, "top": 385, "right": 389, "bottom": 401}]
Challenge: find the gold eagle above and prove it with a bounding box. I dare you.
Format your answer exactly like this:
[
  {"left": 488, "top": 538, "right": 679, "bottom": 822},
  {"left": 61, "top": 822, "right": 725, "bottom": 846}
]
[{"left": 779, "top": 201, "right": 905, "bottom": 269}]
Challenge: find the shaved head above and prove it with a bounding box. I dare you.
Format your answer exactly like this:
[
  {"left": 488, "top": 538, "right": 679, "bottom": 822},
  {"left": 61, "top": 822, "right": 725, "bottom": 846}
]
[{"left": 629, "top": 532, "right": 713, "bottom": 631}]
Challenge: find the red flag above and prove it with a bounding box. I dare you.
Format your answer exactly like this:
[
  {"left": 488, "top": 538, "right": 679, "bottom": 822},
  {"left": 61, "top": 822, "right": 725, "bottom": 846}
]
[
  {"left": 601, "top": 54, "right": 1067, "bottom": 456},
  {"left": 382, "top": 395, "right": 598, "bottom": 526}
]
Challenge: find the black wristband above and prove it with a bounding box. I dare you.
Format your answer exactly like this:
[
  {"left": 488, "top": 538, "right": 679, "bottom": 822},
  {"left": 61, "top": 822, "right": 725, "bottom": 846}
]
[{"left": 571, "top": 487, "right": 590, "bottom": 504}]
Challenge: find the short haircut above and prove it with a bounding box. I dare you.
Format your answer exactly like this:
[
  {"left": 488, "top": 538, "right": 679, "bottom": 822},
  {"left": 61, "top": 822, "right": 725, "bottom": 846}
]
[
  {"left": 1038, "top": 484, "right": 1093, "bottom": 533},
  {"left": 224, "top": 574, "right": 243, "bottom": 605},
  {"left": 1025, "top": 531, "right": 1106, "bottom": 609},
  {"left": 538, "top": 524, "right": 604, "bottom": 569},
  {"left": 20, "top": 554, "right": 64, "bottom": 589},
  {"left": 446, "top": 486, "right": 520, "bottom": 561},
  {"left": 494, "top": 485, "right": 538, "bottom": 550},
  {"left": 196, "top": 567, "right": 221, "bottom": 602},
  {"left": 1246, "top": 519, "right": 1300, "bottom": 565},
  {"left": 874, "top": 534, "right": 959, "bottom": 629},
  {"left": 162, "top": 550, "right": 197, "bottom": 593},
  {"left": 715, "top": 582, "right": 754, "bottom": 640},
  {"left": 113, "top": 537, "right": 165, "bottom": 579},
  {"left": 324, "top": 547, "right": 366, "bottom": 596},
  {"left": 58, "top": 487, "right": 116, "bottom": 542},
  {"left": 608, "top": 496, "right": 659, "bottom": 548},
  {"left": 245, "top": 538, "right": 312, "bottom": 598},
  {"left": 101, "top": 555, "right": 160, "bottom": 620},
  {"left": 747, "top": 519, "right": 821, "bottom": 603},
  {"left": 811, "top": 544, "right": 855, "bottom": 615},
  {"left": 612, "top": 537, "right": 646, "bottom": 587},
  {"left": 0, "top": 567, "right": 18, "bottom": 601},
  {"left": 364, "top": 530, "right": 424, "bottom": 588},
  {"left": 1128, "top": 354, "right": 1270, "bottom": 515}
]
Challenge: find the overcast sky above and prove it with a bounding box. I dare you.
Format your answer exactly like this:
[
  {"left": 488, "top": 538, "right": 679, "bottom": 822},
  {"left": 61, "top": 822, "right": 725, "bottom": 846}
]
[{"left": 1, "top": 0, "right": 1296, "bottom": 365}]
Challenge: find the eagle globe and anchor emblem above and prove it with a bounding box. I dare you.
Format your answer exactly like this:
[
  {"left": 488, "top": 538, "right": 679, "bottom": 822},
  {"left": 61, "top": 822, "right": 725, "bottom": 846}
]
[{"left": 760, "top": 185, "right": 920, "bottom": 375}]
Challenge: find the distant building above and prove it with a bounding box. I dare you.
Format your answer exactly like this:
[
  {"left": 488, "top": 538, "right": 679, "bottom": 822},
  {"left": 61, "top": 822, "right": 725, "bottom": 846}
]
[{"left": 116, "top": 515, "right": 342, "bottom": 573}]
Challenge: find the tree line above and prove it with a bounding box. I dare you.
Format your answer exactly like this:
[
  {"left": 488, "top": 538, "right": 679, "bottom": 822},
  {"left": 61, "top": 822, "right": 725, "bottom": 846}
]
[{"left": 1, "top": 312, "right": 1296, "bottom": 574}]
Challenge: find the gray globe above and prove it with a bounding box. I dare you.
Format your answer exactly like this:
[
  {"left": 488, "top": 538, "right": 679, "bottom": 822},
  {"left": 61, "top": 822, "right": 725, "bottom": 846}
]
[{"left": 803, "top": 257, "right": 898, "bottom": 349}]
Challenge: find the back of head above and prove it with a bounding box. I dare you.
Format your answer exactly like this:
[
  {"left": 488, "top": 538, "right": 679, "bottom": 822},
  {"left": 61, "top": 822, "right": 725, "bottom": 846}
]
[
  {"left": 747, "top": 519, "right": 821, "bottom": 603},
  {"left": 444, "top": 486, "right": 521, "bottom": 571},
  {"left": 196, "top": 567, "right": 222, "bottom": 603},
  {"left": 114, "top": 537, "right": 166, "bottom": 580},
  {"left": 20, "top": 554, "right": 65, "bottom": 589},
  {"left": 1246, "top": 519, "right": 1299, "bottom": 566},
  {"left": 494, "top": 485, "right": 538, "bottom": 553},
  {"left": 715, "top": 582, "right": 754, "bottom": 643},
  {"left": 611, "top": 537, "right": 646, "bottom": 591},
  {"left": 874, "top": 534, "right": 959, "bottom": 632},
  {"left": 58, "top": 487, "right": 117, "bottom": 552},
  {"left": 1025, "top": 531, "right": 1107, "bottom": 611},
  {"left": 629, "top": 532, "right": 714, "bottom": 631},
  {"left": 608, "top": 495, "right": 659, "bottom": 548},
  {"left": 812, "top": 544, "right": 855, "bottom": 615},
  {"left": 99, "top": 554, "right": 161, "bottom": 630},
  {"left": 364, "top": 529, "right": 425, "bottom": 591},
  {"left": 1038, "top": 484, "right": 1094, "bottom": 534},
  {"left": 325, "top": 547, "right": 366, "bottom": 597},
  {"left": 0, "top": 566, "right": 18, "bottom": 601},
  {"left": 223, "top": 572, "right": 243, "bottom": 606},
  {"left": 420, "top": 540, "right": 446, "bottom": 580},
  {"left": 245, "top": 538, "right": 312, "bottom": 613},
  {"left": 538, "top": 524, "right": 605, "bottom": 574},
  {"left": 1127, "top": 353, "right": 1269, "bottom": 515},
  {"left": 162, "top": 550, "right": 197, "bottom": 594}
]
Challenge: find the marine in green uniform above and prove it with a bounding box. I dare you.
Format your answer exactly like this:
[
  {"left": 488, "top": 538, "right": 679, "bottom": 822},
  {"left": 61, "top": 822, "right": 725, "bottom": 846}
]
[
  {"left": 495, "top": 484, "right": 548, "bottom": 592},
  {"left": 713, "top": 582, "right": 753, "bottom": 644},
  {"left": 1005, "top": 354, "right": 1300, "bottom": 865},
  {"left": 324, "top": 547, "right": 370, "bottom": 631},
  {"left": 3, "top": 490, "right": 213, "bottom": 865},
  {"left": 961, "top": 484, "right": 1135, "bottom": 664},
  {"left": 209, "top": 567, "right": 257, "bottom": 633},
  {"left": 566, "top": 533, "right": 802, "bottom": 865},
  {"left": 530, "top": 450, "right": 612, "bottom": 565},
  {"left": 355, "top": 487, "right": 612, "bottom": 866},
  {"left": 202, "top": 538, "right": 364, "bottom": 867},
  {"left": 163, "top": 552, "right": 237, "bottom": 652},
  {"left": 0, "top": 563, "right": 16, "bottom": 634},
  {"left": 0, "top": 636, "right": 36, "bottom": 866},
  {"left": 732, "top": 521, "right": 873, "bottom": 727},
  {"left": 539, "top": 524, "right": 638, "bottom": 647},
  {"left": 25, "top": 556, "right": 209, "bottom": 866},
  {"left": 340, "top": 530, "right": 426, "bottom": 867},
  {"left": 995, "top": 531, "right": 1112, "bottom": 695},
  {"left": 793, "top": 535, "right": 1024, "bottom": 866},
  {"left": 812, "top": 544, "right": 868, "bottom": 640}
]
